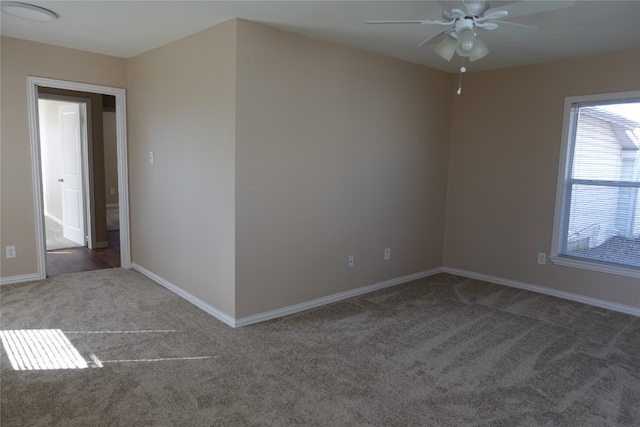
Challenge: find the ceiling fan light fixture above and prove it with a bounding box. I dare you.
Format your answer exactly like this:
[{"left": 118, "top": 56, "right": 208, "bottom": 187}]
[
  {"left": 1, "top": 2, "right": 58, "bottom": 22},
  {"left": 455, "top": 29, "right": 476, "bottom": 57},
  {"left": 434, "top": 35, "right": 458, "bottom": 61},
  {"left": 469, "top": 37, "right": 489, "bottom": 61}
]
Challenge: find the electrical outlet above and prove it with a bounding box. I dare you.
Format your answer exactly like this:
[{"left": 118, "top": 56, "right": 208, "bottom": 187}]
[
  {"left": 110, "top": 188, "right": 116, "bottom": 195},
  {"left": 6, "top": 246, "right": 16, "bottom": 259},
  {"left": 384, "top": 248, "right": 391, "bottom": 260},
  {"left": 348, "top": 255, "right": 354, "bottom": 268},
  {"left": 537, "top": 252, "right": 546, "bottom": 265}
]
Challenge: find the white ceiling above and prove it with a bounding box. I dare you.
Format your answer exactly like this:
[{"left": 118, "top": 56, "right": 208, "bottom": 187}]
[{"left": 1, "top": 1, "right": 639, "bottom": 74}]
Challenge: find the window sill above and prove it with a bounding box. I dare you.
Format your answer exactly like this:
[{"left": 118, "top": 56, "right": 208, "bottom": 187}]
[{"left": 549, "top": 255, "right": 640, "bottom": 279}]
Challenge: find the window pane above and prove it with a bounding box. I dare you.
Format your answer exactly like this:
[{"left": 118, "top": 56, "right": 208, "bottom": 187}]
[
  {"left": 565, "top": 184, "right": 640, "bottom": 268},
  {"left": 573, "top": 106, "right": 640, "bottom": 182},
  {"left": 560, "top": 98, "right": 640, "bottom": 270}
]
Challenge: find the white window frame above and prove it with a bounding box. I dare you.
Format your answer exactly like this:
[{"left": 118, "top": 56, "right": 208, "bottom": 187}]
[{"left": 550, "top": 90, "right": 640, "bottom": 279}]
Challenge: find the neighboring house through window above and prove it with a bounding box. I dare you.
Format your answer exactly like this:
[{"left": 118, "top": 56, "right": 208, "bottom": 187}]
[{"left": 551, "top": 92, "right": 640, "bottom": 277}]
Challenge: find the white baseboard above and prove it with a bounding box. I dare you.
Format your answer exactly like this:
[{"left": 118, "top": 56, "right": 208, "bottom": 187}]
[
  {"left": 235, "top": 268, "right": 444, "bottom": 327},
  {"left": 132, "top": 263, "right": 443, "bottom": 328},
  {"left": 0, "top": 273, "right": 42, "bottom": 286},
  {"left": 44, "top": 213, "right": 63, "bottom": 226},
  {"left": 443, "top": 267, "right": 640, "bottom": 317},
  {"left": 131, "top": 263, "right": 237, "bottom": 328},
  {"left": 130, "top": 263, "right": 639, "bottom": 325},
  {"left": 106, "top": 204, "right": 119, "bottom": 208}
]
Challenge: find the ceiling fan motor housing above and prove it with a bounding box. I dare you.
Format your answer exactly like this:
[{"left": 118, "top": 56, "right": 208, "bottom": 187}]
[
  {"left": 464, "top": 0, "right": 490, "bottom": 17},
  {"left": 455, "top": 18, "right": 475, "bottom": 31}
]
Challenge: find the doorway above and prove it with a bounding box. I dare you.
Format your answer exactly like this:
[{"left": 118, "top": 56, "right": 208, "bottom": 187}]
[
  {"left": 37, "top": 95, "right": 122, "bottom": 275},
  {"left": 27, "top": 77, "right": 131, "bottom": 279}
]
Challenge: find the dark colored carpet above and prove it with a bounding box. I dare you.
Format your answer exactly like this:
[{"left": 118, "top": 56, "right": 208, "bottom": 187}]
[{"left": 1, "top": 269, "right": 639, "bottom": 426}]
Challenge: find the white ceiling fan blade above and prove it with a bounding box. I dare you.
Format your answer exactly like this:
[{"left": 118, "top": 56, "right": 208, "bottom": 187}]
[
  {"left": 478, "top": 10, "right": 508, "bottom": 21},
  {"left": 488, "top": 21, "right": 539, "bottom": 38},
  {"left": 367, "top": 20, "right": 451, "bottom": 25},
  {"left": 419, "top": 30, "right": 450, "bottom": 47},
  {"left": 475, "top": 22, "right": 498, "bottom": 30},
  {"left": 437, "top": 1, "right": 468, "bottom": 14},
  {"left": 485, "top": 1, "right": 575, "bottom": 20}
]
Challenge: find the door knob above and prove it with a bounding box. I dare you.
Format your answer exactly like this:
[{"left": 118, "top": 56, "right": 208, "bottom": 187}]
[{"left": 57, "top": 178, "right": 64, "bottom": 182}]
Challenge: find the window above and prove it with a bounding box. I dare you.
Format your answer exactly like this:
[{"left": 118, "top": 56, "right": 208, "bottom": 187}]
[{"left": 551, "top": 92, "right": 640, "bottom": 277}]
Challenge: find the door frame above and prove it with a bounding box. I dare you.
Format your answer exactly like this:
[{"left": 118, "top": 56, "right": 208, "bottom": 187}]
[
  {"left": 39, "top": 97, "right": 93, "bottom": 248},
  {"left": 27, "top": 76, "right": 131, "bottom": 278}
]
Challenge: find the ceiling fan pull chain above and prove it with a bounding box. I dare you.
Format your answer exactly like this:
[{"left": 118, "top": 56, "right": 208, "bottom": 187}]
[{"left": 457, "top": 63, "right": 467, "bottom": 95}]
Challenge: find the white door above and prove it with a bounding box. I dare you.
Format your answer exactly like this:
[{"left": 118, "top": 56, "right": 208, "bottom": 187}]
[{"left": 59, "top": 104, "right": 85, "bottom": 246}]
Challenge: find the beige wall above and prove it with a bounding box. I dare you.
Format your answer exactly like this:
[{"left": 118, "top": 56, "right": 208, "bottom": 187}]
[
  {"left": 127, "top": 21, "right": 237, "bottom": 316},
  {"left": 103, "top": 111, "right": 118, "bottom": 205},
  {"left": 0, "top": 36, "right": 127, "bottom": 278},
  {"left": 234, "top": 21, "right": 453, "bottom": 317},
  {"left": 444, "top": 49, "right": 640, "bottom": 309}
]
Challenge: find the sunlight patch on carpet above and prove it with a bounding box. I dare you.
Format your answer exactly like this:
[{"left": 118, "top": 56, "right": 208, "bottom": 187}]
[
  {"left": 0, "top": 329, "right": 88, "bottom": 370},
  {"left": 1, "top": 329, "right": 217, "bottom": 371}
]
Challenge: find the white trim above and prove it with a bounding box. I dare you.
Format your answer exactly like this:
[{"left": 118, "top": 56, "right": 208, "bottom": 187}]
[
  {"left": 131, "top": 263, "right": 237, "bottom": 328},
  {"left": 235, "top": 268, "right": 443, "bottom": 327},
  {"left": 549, "top": 255, "right": 640, "bottom": 279},
  {"left": 106, "top": 204, "right": 119, "bottom": 208},
  {"left": 443, "top": 267, "right": 640, "bottom": 317},
  {"left": 550, "top": 94, "right": 574, "bottom": 257},
  {"left": 114, "top": 90, "right": 131, "bottom": 269},
  {"left": 93, "top": 241, "right": 109, "bottom": 249},
  {"left": 44, "top": 213, "right": 63, "bottom": 226},
  {"left": 132, "top": 263, "right": 443, "bottom": 328},
  {"left": 0, "top": 273, "right": 41, "bottom": 286},
  {"left": 79, "top": 101, "right": 94, "bottom": 250},
  {"left": 27, "top": 76, "right": 131, "bottom": 278},
  {"left": 27, "top": 79, "right": 47, "bottom": 280}
]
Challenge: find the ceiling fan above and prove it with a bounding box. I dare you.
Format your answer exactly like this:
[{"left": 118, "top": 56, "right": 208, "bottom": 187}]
[{"left": 368, "top": 1, "right": 575, "bottom": 62}]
